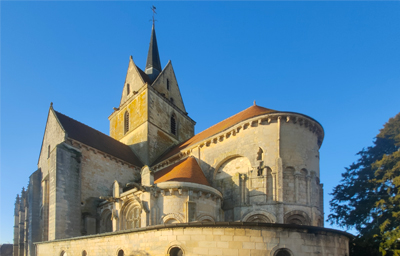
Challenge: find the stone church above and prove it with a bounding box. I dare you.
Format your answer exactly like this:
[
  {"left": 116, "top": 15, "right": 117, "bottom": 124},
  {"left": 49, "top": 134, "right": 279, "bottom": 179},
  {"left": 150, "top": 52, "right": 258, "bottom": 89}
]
[{"left": 13, "top": 25, "right": 350, "bottom": 256}]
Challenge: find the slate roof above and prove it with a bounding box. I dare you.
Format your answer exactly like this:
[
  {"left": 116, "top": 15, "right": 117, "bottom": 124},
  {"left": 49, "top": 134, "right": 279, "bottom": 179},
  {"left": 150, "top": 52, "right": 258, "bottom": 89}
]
[
  {"left": 155, "top": 105, "right": 278, "bottom": 164},
  {"left": 145, "top": 24, "right": 162, "bottom": 73},
  {"left": 154, "top": 157, "right": 210, "bottom": 186},
  {"left": 136, "top": 65, "right": 152, "bottom": 84},
  {"left": 54, "top": 110, "right": 143, "bottom": 167}
]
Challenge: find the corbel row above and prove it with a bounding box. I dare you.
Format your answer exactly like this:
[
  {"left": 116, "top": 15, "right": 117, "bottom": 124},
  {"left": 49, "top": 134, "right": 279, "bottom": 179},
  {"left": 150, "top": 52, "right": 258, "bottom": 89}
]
[{"left": 151, "top": 187, "right": 221, "bottom": 202}]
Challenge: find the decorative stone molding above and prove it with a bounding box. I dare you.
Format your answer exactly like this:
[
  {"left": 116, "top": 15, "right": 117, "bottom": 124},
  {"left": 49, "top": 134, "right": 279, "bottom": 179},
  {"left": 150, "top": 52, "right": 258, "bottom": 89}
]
[{"left": 152, "top": 113, "right": 324, "bottom": 171}]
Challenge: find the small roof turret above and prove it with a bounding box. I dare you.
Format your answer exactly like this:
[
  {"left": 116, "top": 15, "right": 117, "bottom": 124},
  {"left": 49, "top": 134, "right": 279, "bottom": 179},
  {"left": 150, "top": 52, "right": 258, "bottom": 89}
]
[{"left": 145, "top": 24, "right": 162, "bottom": 82}]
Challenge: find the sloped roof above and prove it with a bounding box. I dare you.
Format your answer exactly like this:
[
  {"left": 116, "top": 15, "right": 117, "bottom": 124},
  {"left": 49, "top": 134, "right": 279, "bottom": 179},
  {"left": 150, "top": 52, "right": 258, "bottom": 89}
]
[
  {"left": 154, "top": 157, "right": 210, "bottom": 186},
  {"left": 155, "top": 105, "right": 277, "bottom": 163},
  {"left": 54, "top": 110, "right": 143, "bottom": 167},
  {"left": 136, "top": 65, "right": 152, "bottom": 84}
]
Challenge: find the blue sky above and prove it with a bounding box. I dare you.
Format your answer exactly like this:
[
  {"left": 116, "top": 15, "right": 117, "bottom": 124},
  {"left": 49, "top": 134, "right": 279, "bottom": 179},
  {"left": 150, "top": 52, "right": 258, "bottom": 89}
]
[{"left": 1, "top": 1, "right": 399, "bottom": 243}]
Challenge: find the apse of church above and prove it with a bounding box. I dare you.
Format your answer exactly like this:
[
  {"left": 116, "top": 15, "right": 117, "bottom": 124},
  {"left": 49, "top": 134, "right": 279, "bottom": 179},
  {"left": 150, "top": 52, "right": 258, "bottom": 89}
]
[{"left": 13, "top": 22, "right": 350, "bottom": 256}]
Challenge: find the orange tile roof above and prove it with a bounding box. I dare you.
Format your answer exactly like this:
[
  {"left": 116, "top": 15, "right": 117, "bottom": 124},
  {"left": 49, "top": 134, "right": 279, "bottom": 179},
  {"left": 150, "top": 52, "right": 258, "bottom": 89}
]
[
  {"left": 154, "top": 157, "right": 210, "bottom": 186},
  {"left": 154, "top": 105, "right": 277, "bottom": 163}
]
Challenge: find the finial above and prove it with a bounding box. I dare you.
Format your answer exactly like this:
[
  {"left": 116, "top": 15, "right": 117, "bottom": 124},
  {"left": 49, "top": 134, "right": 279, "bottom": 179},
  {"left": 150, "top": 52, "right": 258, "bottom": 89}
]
[
  {"left": 50, "top": 102, "right": 53, "bottom": 108},
  {"left": 151, "top": 6, "right": 157, "bottom": 26},
  {"left": 253, "top": 100, "right": 256, "bottom": 106}
]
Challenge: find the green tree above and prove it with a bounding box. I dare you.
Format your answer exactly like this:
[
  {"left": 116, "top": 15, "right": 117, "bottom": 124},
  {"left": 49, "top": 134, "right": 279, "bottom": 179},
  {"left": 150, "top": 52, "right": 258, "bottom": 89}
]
[{"left": 329, "top": 113, "right": 400, "bottom": 256}]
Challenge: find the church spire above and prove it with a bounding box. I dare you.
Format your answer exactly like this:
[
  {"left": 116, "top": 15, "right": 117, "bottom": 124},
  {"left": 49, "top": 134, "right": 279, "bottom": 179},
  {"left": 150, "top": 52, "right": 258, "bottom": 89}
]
[{"left": 145, "top": 24, "right": 162, "bottom": 82}]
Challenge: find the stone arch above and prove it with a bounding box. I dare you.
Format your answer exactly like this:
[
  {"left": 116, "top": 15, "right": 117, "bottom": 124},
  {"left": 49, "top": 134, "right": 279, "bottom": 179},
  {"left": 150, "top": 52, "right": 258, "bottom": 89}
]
[
  {"left": 271, "top": 248, "right": 293, "bottom": 256},
  {"left": 60, "top": 250, "right": 67, "bottom": 256},
  {"left": 166, "top": 244, "right": 185, "bottom": 256},
  {"left": 212, "top": 154, "right": 244, "bottom": 180},
  {"left": 242, "top": 210, "right": 276, "bottom": 223},
  {"left": 284, "top": 210, "right": 311, "bottom": 225},
  {"left": 161, "top": 213, "right": 184, "bottom": 224},
  {"left": 100, "top": 208, "right": 113, "bottom": 233},
  {"left": 283, "top": 167, "right": 296, "bottom": 203},
  {"left": 214, "top": 155, "right": 251, "bottom": 180},
  {"left": 120, "top": 198, "right": 142, "bottom": 230},
  {"left": 196, "top": 214, "right": 215, "bottom": 222}
]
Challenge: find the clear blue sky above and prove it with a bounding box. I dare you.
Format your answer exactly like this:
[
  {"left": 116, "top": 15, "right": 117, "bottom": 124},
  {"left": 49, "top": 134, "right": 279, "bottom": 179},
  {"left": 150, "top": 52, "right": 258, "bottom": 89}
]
[{"left": 1, "top": 1, "right": 399, "bottom": 244}]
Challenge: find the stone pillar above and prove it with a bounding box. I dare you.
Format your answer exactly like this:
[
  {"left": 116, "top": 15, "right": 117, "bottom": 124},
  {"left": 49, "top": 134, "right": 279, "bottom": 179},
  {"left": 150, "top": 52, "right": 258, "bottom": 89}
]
[
  {"left": 294, "top": 172, "right": 300, "bottom": 203},
  {"left": 275, "top": 116, "right": 283, "bottom": 202},
  {"left": 186, "top": 190, "right": 196, "bottom": 222},
  {"left": 13, "top": 195, "right": 20, "bottom": 256},
  {"left": 306, "top": 175, "right": 311, "bottom": 205},
  {"left": 28, "top": 169, "right": 42, "bottom": 256},
  {"left": 18, "top": 189, "right": 25, "bottom": 256}
]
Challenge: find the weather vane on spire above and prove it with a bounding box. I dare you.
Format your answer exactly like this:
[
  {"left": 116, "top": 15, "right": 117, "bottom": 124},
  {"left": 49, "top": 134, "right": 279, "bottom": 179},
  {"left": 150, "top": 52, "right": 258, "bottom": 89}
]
[{"left": 151, "top": 6, "right": 157, "bottom": 26}]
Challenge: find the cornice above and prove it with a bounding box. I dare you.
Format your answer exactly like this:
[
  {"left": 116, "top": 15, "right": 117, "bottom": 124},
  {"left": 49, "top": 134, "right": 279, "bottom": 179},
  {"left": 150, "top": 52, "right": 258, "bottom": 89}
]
[{"left": 152, "top": 113, "right": 324, "bottom": 172}]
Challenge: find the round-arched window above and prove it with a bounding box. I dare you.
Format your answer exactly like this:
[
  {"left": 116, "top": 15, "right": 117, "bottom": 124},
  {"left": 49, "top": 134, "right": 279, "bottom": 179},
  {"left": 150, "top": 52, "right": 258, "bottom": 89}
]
[
  {"left": 60, "top": 251, "right": 67, "bottom": 256},
  {"left": 274, "top": 249, "right": 291, "bottom": 256},
  {"left": 117, "top": 249, "right": 124, "bottom": 256},
  {"left": 82, "top": 250, "right": 87, "bottom": 256},
  {"left": 169, "top": 247, "right": 183, "bottom": 256}
]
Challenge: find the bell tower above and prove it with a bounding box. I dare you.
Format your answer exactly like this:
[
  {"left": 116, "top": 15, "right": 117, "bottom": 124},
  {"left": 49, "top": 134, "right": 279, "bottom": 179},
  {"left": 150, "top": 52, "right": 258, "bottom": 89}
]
[{"left": 109, "top": 25, "right": 196, "bottom": 165}]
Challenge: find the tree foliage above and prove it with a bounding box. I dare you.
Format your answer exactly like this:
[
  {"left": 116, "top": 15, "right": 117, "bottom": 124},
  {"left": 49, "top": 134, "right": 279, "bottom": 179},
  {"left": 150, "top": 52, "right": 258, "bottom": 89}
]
[{"left": 329, "top": 113, "right": 400, "bottom": 256}]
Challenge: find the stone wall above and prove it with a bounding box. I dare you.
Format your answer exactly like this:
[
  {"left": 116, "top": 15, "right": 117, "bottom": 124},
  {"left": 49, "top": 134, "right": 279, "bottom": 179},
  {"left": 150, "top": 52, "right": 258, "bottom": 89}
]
[{"left": 35, "top": 223, "right": 350, "bottom": 256}]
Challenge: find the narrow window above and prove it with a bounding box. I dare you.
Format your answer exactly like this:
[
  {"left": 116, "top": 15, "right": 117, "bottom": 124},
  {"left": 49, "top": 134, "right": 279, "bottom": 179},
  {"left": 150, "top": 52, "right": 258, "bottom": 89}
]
[
  {"left": 126, "top": 84, "right": 130, "bottom": 95},
  {"left": 171, "top": 115, "right": 176, "bottom": 135},
  {"left": 48, "top": 145, "right": 50, "bottom": 158},
  {"left": 82, "top": 251, "right": 87, "bottom": 256},
  {"left": 117, "top": 250, "right": 124, "bottom": 256},
  {"left": 167, "top": 79, "right": 170, "bottom": 90},
  {"left": 170, "top": 98, "right": 174, "bottom": 104},
  {"left": 124, "top": 111, "right": 129, "bottom": 134}
]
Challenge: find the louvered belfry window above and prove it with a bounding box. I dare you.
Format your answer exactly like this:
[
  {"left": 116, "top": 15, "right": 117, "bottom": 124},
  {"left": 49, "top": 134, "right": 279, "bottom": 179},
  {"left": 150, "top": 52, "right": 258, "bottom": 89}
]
[
  {"left": 124, "top": 111, "right": 129, "bottom": 134},
  {"left": 171, "top": 115, "right": 176, "bottom": 135}
]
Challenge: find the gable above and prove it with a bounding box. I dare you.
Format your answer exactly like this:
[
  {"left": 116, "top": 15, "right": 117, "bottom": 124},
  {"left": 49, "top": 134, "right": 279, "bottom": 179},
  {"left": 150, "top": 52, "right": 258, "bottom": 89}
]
[
  {"left": 151, "top": 61, "right": 186, "bottom": 112},
  {"left": 38, "top": 106, "right": 66, "bottom": 174},
  {"left": 119, "top": 57, "right": 151, "bottom": 107}
]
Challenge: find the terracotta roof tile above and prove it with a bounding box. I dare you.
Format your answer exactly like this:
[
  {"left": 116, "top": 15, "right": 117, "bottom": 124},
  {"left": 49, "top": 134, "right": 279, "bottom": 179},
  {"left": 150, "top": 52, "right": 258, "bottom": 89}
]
[
  {"left": 54, "top": 110, "right": 143, "bottom": 167},
  {"left": 154, "top": 157, "right": 210, "bottom": 186},
  {"left": 155, "top": 105, "right": 277, "bottom": 163}
]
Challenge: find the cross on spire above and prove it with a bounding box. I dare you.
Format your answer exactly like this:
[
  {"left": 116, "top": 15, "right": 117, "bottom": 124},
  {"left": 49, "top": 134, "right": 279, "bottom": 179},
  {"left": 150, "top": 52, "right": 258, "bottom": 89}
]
[{"left": 151, "top": 6, "right": 157, "bottom": 26}]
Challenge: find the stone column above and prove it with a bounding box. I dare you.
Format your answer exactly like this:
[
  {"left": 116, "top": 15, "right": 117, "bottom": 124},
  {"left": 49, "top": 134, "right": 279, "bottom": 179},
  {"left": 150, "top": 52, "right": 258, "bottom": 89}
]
[
  {"left": 294, "top": 172, "right": 300, "bottom": 203},
  {"left": 13, "top": 195, "right": 20, "bottom": 256},
  {"left": 306, "top": 175, "right": 311, "bottom": 206}
]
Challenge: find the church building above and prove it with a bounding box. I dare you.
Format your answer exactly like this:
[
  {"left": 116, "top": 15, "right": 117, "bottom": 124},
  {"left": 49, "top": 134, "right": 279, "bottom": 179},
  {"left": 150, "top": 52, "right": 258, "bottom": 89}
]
[{"left": 13, "top": 24, "right": 351, "bottom": 256}]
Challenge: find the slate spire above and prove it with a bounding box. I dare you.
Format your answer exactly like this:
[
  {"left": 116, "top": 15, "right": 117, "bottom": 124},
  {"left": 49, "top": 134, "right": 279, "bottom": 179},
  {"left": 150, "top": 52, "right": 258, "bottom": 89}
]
[{"left": 145, "top": 24, "right": 162, "bottom": 82}]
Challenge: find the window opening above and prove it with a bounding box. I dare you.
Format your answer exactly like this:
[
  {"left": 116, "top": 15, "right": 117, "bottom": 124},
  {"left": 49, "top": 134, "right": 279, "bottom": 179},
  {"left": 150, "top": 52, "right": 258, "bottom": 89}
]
[
  {"left": 126, "top": 84, "right": 130, "bottom": 95},
  {"left": 126, "top": 206, "right": 141, "bottom": 229},
  {"left": 48, "top": 145, "right": 50, "bottom": 158},
  {"left": 275, "top": 249, "right": 291, "bottom": 256},
  {"left": 169, "top": 247, "right": 183, "bottom": 256},
  {"left": 82, "top": 251, "right": 87, "bottom": 256},
  {"left": 171, "top": 115, "right": 176, "bottom": 135},
  {"left": 117, "top": 250, "right": 124, "bottom": 256},
  {"left": 124, "top": 111, "right": 129, "bottom": 134},
  {"left": 170, "top": 98, "right": 174, "bottom": 104},
  {"left": 167, "top": 79, "right": 170, "bottom": 90}
]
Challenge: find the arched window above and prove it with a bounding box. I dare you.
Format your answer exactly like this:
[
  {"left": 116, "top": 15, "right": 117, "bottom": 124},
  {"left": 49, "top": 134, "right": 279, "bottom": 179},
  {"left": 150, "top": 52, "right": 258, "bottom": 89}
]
[
  {"left": 170, "top": 98, "right": 174, "bottom": 104},
  {"left": 274, "top": 249, "right": 291, "bottom": 256},
  {"left": 169, "top": 247, "right": 183, "bottom": 256},
  {"left": 126, "top": 84, "right": 130, "bottom": 95},
  {"left": 126, "top": 206, "right": 141, "bottom": 229},
  {"left": 167, "top": 79, "right": 170, "bottom": 90},
  {"left": 82, "top": 251, "right": 87, "bottom": 256},
  {"left": 60, "top": 251, "right": 67, "bottom": 256},
  {"left": 171, "top": 115, "right": 176, "bottom": 135},
  {"left": 124, "top": 111, "right": 129, "bottom": 134},
  {"left": 117, "top": 250, "right": 124, "bottom": 256}
]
